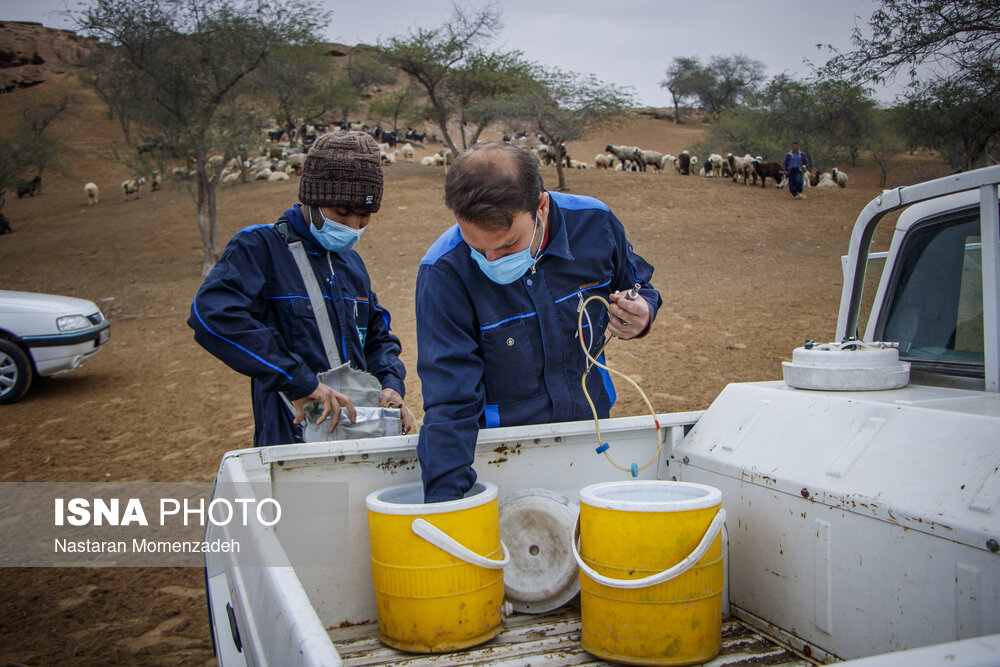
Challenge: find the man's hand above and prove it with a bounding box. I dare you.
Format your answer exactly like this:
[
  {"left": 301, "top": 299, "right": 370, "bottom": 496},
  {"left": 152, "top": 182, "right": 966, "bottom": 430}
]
[
  {"left": 607, "top": 290, "right": 651, "bottom": 339},
  {"left": 292, "top": 382, "right": 355, "bottom": 433},
  {"left": 380, "top": 388, "right": 414, "bottom": 434}
]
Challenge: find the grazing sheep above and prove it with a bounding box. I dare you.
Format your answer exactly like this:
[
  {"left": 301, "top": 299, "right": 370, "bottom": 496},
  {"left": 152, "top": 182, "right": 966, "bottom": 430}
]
[
  {"left": 831, "top": 167, "right": 848, "bottom": 188},
  {"left": 634, "top": 148, "right": 664, "bottom": 172},
  {"left": 752, "top": 159, "right": 784, "bottom": 189},
  {"left": 84, "top": 182, "right": 99, "bottom": 205},
  {"left": 267, "top": 170, "right": 289, "bottom": 182},
  {"left": 594, "top": 153, "right": 615, "bottom": 169},
  {"left": 121, "top": 177, "right": 146, "bottom": 201},
  {"left": 726, "top": 153, "right": 753, "bottom": 185},
  {"left": 17, "top": 176, "right": 41, "bottom": 198},
  {"left": 676, "top": 150, "right": 691, "bottom": 175},
  {"left": 536, "top": 144, "right": 558, "bottom": 166},
  {"left": 605, "top": 144, "right": 643, "bottom": 172}
]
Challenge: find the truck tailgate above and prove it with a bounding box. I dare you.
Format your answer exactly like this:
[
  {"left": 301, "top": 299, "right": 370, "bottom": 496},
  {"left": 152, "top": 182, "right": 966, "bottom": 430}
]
[{"left": 326, "top": 605, "right": 814, "bottom": 666}]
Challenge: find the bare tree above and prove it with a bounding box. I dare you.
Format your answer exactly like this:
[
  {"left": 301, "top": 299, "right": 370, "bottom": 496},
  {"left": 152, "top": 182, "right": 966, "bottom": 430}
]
[
  {"left": 378, "top": 2, "right": 502, "bottom": 154},
  {"left": 659, "top": 57, "right": 701, "bottom": 123},
  {"left": 514, "top": 68, "right": 635, "bottom": 191},
  {"left": 76, "top": 0, "right": 327, "bottom": 276}
]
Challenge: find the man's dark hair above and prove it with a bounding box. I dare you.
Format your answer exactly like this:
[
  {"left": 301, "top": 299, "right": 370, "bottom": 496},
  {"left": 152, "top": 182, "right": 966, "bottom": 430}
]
[{"left": 444, "top": 142, "right": 542, "bottom": 231}]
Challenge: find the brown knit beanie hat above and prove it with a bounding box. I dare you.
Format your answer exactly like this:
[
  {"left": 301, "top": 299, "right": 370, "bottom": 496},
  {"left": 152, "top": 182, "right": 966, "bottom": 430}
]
[{"left": 299, "top": 131, "right": 383, "bottom": 212}]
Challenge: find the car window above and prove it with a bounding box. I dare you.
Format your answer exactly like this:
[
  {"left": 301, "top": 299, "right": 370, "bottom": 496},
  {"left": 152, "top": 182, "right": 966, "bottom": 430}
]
[{"left": 878, "top": 210, "right": 984, "bottom": 376}]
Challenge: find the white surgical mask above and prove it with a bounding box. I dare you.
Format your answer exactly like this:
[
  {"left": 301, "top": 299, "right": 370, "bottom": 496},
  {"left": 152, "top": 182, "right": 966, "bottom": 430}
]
[
  {"left": 309, "top": 207, "right": 365, "bottom": 252},
  {"left": 469, "top": 212, "right": 542, "bottom": 285}
]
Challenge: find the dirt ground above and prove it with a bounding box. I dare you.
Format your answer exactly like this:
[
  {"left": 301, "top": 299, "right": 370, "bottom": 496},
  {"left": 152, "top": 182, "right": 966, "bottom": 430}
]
[{"left": 0, "top": 76, "right": 952, "bottom": 665}]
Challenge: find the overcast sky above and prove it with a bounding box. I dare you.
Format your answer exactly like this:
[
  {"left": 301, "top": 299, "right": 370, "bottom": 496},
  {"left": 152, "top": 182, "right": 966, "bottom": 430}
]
[{"left": 3, "top": 0, "right": 906, "bottom": 105}]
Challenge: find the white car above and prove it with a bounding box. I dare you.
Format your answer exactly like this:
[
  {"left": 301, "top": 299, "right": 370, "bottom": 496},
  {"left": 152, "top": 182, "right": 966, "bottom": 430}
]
[{"left": 0, "top": 290, "right": 110, "bottom": 404}]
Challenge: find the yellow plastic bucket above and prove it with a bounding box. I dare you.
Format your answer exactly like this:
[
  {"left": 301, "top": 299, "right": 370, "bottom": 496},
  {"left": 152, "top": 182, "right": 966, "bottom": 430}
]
[
  {"left": 573, "top": 480, "right": 725, "bottom": 666},
  {"left": 365, "top": 481, "right": 509, "bottom": 653}
]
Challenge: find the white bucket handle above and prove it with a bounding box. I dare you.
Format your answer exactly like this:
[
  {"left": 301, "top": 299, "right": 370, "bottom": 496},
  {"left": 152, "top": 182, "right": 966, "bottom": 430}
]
[
  {"left": 571, "top": 508, "right": 726, "bottom": 589},
  {"left": 411, "top": 518, "right": 510, "bottom": 569}
]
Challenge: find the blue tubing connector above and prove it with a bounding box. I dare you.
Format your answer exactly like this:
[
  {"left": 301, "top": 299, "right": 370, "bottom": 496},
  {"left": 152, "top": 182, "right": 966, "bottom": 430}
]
[
  {"left": 630, "top": 462, "right": 639, "bottom": 477},
  {"left": 596, "top": 442, "right": 610, "bottom": 454}
]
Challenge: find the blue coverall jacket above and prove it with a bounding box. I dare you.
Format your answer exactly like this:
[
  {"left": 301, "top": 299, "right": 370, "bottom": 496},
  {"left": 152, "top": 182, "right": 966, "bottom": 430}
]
[
  {"left": 416, "top": 191, "right": 662, "bottom": 502},
  {"left": 188, "top": 204, "right": 405, "bottom": 447}
]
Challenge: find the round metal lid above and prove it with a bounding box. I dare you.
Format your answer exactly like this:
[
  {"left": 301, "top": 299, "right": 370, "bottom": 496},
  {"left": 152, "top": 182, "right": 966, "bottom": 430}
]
[{"left": 499, "top": 488, "right": 580, "bottom": 614}]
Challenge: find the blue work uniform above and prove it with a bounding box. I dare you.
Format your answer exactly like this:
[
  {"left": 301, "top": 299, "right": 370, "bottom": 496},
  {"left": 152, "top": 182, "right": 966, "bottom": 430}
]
[
  {"left": 188, "top": 204, "right": 405, "bottom": 447},
  {"left": 416, "top": 191, "right": 661, "bottom": 502}
]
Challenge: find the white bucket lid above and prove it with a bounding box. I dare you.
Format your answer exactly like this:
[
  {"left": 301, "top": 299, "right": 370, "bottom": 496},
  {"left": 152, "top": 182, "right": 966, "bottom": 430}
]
[
  {"left": 499, "top": 488, "right": 580, "bottom": 614},
  {"left": 366, "top": 481, "right": 497, "bottom": 515},
  {"left": 580, "top": 480, "right": 721, "bottom": 512}
]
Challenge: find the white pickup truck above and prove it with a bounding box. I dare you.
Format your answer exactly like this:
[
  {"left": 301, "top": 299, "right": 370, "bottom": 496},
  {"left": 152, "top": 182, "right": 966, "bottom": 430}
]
[{"left": 205, "top": 166, "right": 1000, "bottom": 666}]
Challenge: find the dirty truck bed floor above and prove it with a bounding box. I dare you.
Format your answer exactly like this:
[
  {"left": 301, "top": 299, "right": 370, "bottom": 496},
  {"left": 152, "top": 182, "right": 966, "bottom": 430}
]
[{"left": 326, "top": 605, "right": 816, "bottom": 666}]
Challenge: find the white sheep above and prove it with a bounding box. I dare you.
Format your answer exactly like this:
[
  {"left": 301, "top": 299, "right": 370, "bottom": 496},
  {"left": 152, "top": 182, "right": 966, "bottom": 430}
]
[
  {"left": 594, "top": 154, "right": 615, "bottom": 169},
  {"left": 420, "top": 156, "right": 438, "bottom": 166},
  {"left": 400, "top": 143, "right": 415, "bottom": 162},
  {"left": 122, "top": 177, "right": 146, "bottom": 201},
  {"left": 380, "top": 151, "right": 397, "bottom": 165},
  {"left": 84, "top": 182, "right": 99, "bottom": 205},
  {"left": 254, "top": 168, "right": 272, "bottom": 181},
  {"left": 221, "top": 171, "right": 241, "bottom": 186},
  {"left": 605, "top": 144, "right": 642, "bottom": 172},
  {"left": 816, "top": 172, "right": 837, "bottom": 187},
  {"left": 633, "top": 148, "right": 664, "bottom": 172},
  {"left": 707, "top": 154, "right": 725, "bottom": 178},
  {"left": 268, "top": 170, "right": 289, "bottom": 182},
  {"left": 660, "top": 154, "right": 676, "bottom": 171},
  {"left": 831, "top": 167, "right": 848, "bottom": 188},
  {"left": 536, "top": 145, "right": 558, "bottom": 166},
  {"left": 568, "top": 159, "right": 590, "bottom": 169},
  {"left": 726, "top": 153, "right": 753, "bottom": 185}
]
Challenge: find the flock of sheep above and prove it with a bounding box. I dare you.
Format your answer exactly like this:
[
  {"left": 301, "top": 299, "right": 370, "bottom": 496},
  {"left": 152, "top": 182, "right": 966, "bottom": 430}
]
[{"left": 80, "top": 125, "right": 850, "bottom": 206}]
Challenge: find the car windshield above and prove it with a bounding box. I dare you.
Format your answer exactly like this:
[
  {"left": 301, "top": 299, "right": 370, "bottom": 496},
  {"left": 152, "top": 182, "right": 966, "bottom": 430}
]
[{"left": 879, "top": 211, "right": 984, "bottom": 374}]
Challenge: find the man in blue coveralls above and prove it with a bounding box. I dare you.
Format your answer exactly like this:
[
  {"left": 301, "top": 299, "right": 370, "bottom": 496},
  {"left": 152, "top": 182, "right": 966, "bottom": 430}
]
[
  {"left": 188, "top": 131, "right": 410, "bottom": 446},
  {"left": 415, "top": 142, "right": 662, "bottom": 502},
  {"left": 782, "top": 141, "right": 811, "bottom": 200}
]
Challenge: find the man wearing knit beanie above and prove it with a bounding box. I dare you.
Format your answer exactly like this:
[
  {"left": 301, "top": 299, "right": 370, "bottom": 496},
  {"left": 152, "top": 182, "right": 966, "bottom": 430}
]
[{"left": 189, "top": 131, "right": 412, "bottom": 446}]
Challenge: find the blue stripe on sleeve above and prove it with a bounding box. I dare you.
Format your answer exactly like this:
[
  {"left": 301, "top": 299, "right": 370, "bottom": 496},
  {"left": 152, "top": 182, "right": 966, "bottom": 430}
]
[{"left": 191, "top": 296, "right": 294, "bottom": 381}]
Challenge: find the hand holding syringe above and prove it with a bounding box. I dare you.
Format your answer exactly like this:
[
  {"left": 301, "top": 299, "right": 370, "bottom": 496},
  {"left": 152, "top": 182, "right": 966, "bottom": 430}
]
[{"left": 607, "top": 283, "right": 650, "bottom": 339}]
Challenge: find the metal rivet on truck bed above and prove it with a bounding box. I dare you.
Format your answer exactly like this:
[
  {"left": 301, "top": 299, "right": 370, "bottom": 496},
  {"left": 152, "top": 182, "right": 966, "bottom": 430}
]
[
  {"left": 801, "top": 488, "right": 811, "bottom": 499},
  {"left": 988, "top": 539, "right": 999, "bottom": 553}
]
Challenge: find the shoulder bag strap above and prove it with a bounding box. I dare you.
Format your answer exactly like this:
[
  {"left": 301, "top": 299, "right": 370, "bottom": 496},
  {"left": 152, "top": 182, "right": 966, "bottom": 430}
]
[{"left": 287, "top": 239, "right": 343, "bottom": 368}]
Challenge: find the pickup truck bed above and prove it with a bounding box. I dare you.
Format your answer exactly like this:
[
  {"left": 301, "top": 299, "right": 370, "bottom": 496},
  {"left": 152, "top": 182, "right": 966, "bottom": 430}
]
[{"left": 327, "top": 605, "right": 814, "bottom": 667}]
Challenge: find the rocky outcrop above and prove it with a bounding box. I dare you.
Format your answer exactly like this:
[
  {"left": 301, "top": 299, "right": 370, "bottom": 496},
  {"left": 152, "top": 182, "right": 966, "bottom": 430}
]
[{"left": 0, "top": 21, "right": 97, "bottom": 92}]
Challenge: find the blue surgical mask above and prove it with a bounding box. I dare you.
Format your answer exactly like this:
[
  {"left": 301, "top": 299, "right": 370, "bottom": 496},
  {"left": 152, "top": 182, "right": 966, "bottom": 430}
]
[
  {"left": 309, "top": 207, "right": 365, "bottom": 252},
  {"left": 469, "top": 213, "right": 542, "bottom": 285}
]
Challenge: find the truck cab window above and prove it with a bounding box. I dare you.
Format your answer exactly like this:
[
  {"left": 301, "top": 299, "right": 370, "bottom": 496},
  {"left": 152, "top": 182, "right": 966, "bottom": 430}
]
[{"left": 879, "top": 211, "right": 984, "bottom": 376}]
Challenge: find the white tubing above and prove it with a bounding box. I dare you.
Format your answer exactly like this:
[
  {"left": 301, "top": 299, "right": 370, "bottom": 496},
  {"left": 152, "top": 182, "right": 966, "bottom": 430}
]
[
  {"left": 411, "top": 518, "right": 510, "bottom": 569},
  {"left": 571, "top": 508, "right": 726, "bottom": 589}
]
